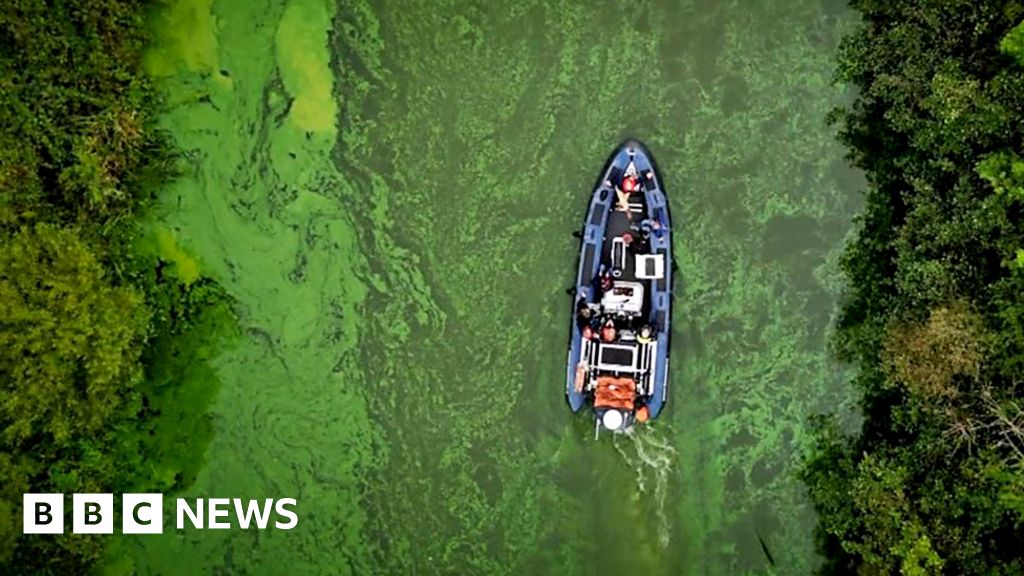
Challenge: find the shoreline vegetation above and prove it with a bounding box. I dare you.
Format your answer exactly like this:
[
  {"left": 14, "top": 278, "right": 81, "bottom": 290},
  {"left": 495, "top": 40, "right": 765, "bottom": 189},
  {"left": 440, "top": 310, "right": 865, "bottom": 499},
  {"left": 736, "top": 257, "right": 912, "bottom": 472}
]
[
  {"left": 0, "top": 1, "right": 228, "bottom": 574},
  {"left": 802, "top": 1, "right": 1024, "bottom": 574},
  {"left": 3, "top": 0, "right": 1024, "bottom": 575}
]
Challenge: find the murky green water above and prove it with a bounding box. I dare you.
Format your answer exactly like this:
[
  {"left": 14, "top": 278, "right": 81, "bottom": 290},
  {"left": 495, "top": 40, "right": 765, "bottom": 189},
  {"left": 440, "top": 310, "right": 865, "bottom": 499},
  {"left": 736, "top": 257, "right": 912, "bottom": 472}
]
[{"left": 113, "top": 0, "right": 862, "bottom": 574}]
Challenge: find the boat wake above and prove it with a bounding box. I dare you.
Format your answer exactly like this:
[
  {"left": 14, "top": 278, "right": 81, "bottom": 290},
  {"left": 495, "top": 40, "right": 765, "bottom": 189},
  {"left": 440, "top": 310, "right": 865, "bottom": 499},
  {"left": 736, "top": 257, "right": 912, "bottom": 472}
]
[{"left": 613, "top": 425, "right": 677, "bottom": 548}]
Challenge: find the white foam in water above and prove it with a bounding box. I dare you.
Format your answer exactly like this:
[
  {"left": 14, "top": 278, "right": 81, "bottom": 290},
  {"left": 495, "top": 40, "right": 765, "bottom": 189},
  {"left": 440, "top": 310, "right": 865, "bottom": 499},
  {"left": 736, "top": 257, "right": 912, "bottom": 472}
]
[{"left": 613, "top": 425, "right": 678, "bottom": 547}]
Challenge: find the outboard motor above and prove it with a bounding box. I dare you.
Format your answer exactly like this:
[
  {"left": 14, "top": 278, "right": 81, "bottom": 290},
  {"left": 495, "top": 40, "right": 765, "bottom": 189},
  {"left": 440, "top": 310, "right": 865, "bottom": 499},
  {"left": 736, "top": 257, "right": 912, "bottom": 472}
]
[{"left": 601, "top": 409, "right": 625, "bottom": 431}]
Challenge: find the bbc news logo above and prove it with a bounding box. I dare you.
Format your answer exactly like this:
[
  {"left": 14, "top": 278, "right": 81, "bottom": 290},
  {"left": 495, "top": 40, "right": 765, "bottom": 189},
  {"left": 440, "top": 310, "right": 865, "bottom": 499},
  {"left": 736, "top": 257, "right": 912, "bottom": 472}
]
[{"left": 23, "top": 494, "right": 298, "bottom": 534}]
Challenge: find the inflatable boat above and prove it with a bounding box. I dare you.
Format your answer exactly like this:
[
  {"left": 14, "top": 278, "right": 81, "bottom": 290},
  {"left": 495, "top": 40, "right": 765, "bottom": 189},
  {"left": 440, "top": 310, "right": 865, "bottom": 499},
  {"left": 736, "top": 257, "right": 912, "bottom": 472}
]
[{"left": 566, "top": 140, "right": 673, "bottom": 432}]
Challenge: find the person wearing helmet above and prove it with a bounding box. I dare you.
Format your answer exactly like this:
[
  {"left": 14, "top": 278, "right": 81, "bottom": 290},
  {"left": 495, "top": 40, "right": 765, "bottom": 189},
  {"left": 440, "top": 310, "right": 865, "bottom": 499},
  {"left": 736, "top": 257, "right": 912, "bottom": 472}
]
[
  {"left": 601, "top": 318, "right": 617, "bottom": 343},
  {"left": 622, "top": 174, "right": 638, "bottom": 193},
  {"left": 616, "top": 174, "right": 640, "bottom": 219},
  {"left": 640, "top": 217, "right": 663, "bottom": 239},
  {"left": 637, "top": 325, "right": 654, "bottom": 344},
  {"left": 599, "top": 267, "right": 613, "bottom": 292},
  {"left": 577, "top": 299, "right": 593, "bottom": 329}
]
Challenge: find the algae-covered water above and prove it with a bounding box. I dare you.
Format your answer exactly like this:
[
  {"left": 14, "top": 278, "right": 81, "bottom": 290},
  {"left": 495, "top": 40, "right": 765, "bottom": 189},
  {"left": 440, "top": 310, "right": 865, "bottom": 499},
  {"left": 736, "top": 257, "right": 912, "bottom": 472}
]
[{"left": 116, "top": 0, "right": 862, "bottom": 574}]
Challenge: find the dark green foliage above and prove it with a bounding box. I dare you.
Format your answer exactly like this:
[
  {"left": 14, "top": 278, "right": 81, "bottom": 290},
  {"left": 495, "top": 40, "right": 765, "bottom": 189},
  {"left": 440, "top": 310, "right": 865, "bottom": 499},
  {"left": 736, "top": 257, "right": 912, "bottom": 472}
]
[
  {"left": 804, "top": 1, "right": 1024, "bottom": 574},
  {"left": 0, "top": 0, "right": 161, "bottom": 226},
  {"left": 0, "top": 1, "right": 227, "bottom": 574},
  {"left": 0, "top": 225, "right": 146, "bottom": 572}
]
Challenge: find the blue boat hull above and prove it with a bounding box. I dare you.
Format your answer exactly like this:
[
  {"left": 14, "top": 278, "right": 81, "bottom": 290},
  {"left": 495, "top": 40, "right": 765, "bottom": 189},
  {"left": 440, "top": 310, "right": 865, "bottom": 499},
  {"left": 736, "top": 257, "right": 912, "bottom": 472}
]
[{"left": 565, "top": 140, "right": 673, "bottom": 424}]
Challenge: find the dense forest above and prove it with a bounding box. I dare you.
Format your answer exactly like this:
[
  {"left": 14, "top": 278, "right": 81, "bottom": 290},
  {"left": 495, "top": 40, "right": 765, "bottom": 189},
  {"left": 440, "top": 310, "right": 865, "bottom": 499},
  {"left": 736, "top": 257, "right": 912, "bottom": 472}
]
[
  {"left": 0, "top": 1, "right": 226, "bottom": 574},
  {"left": 803, "top": 1, "right": 1024, "bottom": 574}
]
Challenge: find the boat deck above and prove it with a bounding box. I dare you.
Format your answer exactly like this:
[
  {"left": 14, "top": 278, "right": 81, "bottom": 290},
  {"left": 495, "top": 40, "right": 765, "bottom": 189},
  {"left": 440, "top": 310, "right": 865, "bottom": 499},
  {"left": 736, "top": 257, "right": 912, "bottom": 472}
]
[
  {"left": 601, "top": 206, "right": 640, "bottom": 281},
  {"left": 599, "top": 186, "right": 652, "bottom": 317}
]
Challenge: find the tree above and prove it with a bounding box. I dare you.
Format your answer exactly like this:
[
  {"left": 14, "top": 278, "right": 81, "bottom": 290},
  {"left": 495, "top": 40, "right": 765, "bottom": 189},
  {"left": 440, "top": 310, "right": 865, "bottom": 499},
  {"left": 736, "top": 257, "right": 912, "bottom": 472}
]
[
  {"left": 0, "top": 224, "right": 147, "bottom": 445},
  {"left": 804, "top": 2, "right": 1024, "bottom": 574},
  {"left": 883, "top": 303, "right": 984, "bottom": 401},
  {"left": 0, "top": 224, "right": 147, "bottom": 572},
  {"left": 0, "top": 2, "right": 226, "bottom": 574}
]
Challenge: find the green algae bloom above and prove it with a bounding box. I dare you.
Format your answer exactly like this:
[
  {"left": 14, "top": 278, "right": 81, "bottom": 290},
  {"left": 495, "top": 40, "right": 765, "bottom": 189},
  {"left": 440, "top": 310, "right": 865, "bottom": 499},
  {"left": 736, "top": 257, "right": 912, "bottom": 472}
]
[{"left": 120, "top": 0, "right": 862, "bottom": 574}]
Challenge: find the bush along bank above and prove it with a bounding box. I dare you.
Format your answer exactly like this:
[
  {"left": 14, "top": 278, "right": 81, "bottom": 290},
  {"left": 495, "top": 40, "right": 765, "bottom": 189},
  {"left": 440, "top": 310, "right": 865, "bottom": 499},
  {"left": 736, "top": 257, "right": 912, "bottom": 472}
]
[{"left": 0, "top": 2, "right": 230, "bottom": 574}]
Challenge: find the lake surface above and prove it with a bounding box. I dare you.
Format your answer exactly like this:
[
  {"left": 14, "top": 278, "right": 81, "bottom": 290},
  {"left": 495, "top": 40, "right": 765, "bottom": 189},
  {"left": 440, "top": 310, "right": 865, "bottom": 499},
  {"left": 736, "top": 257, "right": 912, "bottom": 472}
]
[{"left": 117, "top": 0, "right": 863, "bottom": 573}]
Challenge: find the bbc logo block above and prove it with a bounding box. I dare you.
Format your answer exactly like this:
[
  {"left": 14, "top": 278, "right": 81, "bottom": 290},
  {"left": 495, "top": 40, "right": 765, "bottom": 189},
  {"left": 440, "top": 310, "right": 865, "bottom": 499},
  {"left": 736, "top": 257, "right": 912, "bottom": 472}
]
[
  {"left": 22, "top": 494, "right": 63, "bottom": 534},
  {"left": 72, "top": 493, "right": 114, "bottom": 534},
  {"left": 22, "top": 494, "right": 297, "bottom": 534},
  {"left": 24, "top": 493, "right": 163, "bottom": 535},
  {"left": 123, "top": 493, "right": 164, "bottom": 534}
]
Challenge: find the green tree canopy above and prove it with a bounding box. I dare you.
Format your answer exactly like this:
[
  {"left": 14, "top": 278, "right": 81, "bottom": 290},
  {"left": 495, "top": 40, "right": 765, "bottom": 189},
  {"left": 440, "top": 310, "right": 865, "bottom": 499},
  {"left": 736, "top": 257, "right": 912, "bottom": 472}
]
[
  {"left": 805, "top": 1, "right": 1024, "bottom": 574},
  {"left": 0, "top": 225, "right": 147, "bottom": 571},
  {"left": 0, "top": 3, "right": 227, "bottom": 573},
  {"left": 0, "top": 224, "right": 147, "bottom": 446}
]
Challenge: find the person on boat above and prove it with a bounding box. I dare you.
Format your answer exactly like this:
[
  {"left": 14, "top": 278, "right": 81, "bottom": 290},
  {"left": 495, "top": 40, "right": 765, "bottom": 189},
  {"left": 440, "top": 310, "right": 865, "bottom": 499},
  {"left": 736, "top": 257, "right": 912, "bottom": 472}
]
[
  {"left": 637, "top": 325, "right": 654, "bottom": 344},
  {"left": 599, "top": 268, "right": 613, "bottom": 292},
  {"left": 633, "top": 232, "right": 650, "bottom": 254},
  {"left": 601, "top": 318, "right": 617, "bottom": 343},
  {"left": 577, "top": 301, "right": 594, "bottom": 329},
  {"left": 640, "top": 218, "right": 661, "bottom": 238},
  {"left": 637, "top": 234, "right": 650, "bottom": 253},
  {"left": 614, "top": 175, "right": 638, "bottom": 220},
  {"left": 593, "top": 264, "right": 611, "bottom": 287},
  {"left": 614, "top": 185, "right": 632, "bottom": 220},
  {"left": 640, "top": 210, "right": 666, "bottom": 239},
  {"left": 622, "top": 231, "right": 648, "bottom": 255},
  {"left": 623, "top": 174, "right": 638, "bottom": 193},
  {"left": 635, "top": 405, "right": 650, "bottom": 424}
]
